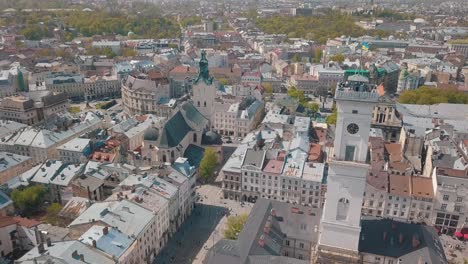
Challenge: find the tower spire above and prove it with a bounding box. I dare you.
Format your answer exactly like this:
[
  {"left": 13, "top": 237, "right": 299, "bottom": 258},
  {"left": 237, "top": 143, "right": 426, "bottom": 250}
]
[{"left": 194, "top": 50, "right": 213, "bottom": 85}]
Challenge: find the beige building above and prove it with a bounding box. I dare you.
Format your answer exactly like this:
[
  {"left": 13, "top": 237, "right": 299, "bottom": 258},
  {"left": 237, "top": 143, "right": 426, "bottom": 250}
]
[
  {"left": 0, "top": 112, "right": 101, "bottom": 164},
  {"left": 213, "top": 97, "right": 264, "bottom": 137},
  {"left": 122, "top": 74, "right": 175, "bottom": 118},
  {"left": 0, "top": 152, "right": 32, "bottom": 185},
  {"left": 0, "top": 92, "right": 69, "bottom": 125},
  {"left": 83, "top": 75, "right": 120, "bottom": 101}
]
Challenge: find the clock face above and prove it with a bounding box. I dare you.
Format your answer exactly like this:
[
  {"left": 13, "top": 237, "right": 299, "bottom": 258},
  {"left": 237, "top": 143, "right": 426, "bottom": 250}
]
[{"left": 347, "top": 123, "right": 359, "bottom": 134}]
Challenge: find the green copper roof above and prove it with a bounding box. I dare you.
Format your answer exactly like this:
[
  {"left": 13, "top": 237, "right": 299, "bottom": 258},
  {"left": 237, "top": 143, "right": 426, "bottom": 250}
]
[
  {"left": 183, "top": 144, "right": 205, "bottom": 167},
  {"left": 159, "top": 111, "right": 193, "bottom": 148},
  {"left": 194, "top": 50, "right": 214, "bottom": 85},
  {"left": 181, "top": 102, "right": 208, "bottom": 126}
]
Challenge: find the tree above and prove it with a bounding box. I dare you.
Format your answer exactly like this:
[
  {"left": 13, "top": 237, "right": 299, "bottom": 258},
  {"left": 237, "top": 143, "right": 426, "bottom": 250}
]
[
  {"left": 11, "top": 185, "right": 46, "bottom": 216},
  {"left": 17, "top": 70, "right": 27, "bottom": 92},
  {"left": 263, "top": 83, "right": 273, "bottom": 95},
  {"left": 256, "top": 11, "right": 366, "bottom": 44},
  {"left": 399, "top": 86, "right": 468, "bottom": 105},
  {"left": 122, "top": 48, "right": 137, "bottom": 57},
  {"left": 312, "top": 48, "right": 323, "bottom": 63},
  {"left": 326, "top": 107, "right": 337, "bottom": 125},
  {"left": 308, "top": 102, "right": 320, "bottom": 113},
  {"left": 45, "top": 203, "right": 63, "bottom": 226},
  {"left": 329, "top": 53, "right": 345, "bottom": 63},
  {"left": 223, "top": 214, "right": 248, "bottom": 240},
  {"left": 288, "top": 86, "right": 307, "bottom": 106},
  {"left": 199, "top": 148, "right": 218, "bottom": 180},
  {"left": 218, "top": 78, "right": 229, "bottom": 86},
  {"left": 292, "top": 54, "right": 300, "bottom": 63}
]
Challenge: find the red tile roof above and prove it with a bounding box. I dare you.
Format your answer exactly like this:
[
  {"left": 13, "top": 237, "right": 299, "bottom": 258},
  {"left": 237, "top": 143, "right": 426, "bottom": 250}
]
[
  {"left": 0, "top": 216, "right": 40, "bottom": 228},
  {"left": 0, "top": 216, "right": 18, "bottom": 228}
]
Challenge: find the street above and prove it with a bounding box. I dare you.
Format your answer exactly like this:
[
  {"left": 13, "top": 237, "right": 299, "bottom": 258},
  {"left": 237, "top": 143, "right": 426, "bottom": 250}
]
[{"left": 154, "top": 184, "right": 253, "bottom": 264}]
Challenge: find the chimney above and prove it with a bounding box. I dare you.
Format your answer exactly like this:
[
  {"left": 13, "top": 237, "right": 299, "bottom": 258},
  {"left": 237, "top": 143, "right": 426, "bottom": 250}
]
[
  {"left": 46, "top": 237, "right": 52, "bottom": 247},
  {"left": 80, "top": 254, "right": 84, "bottom": 262},
  {"left": 92, "top": 239, "right": 97, "bottom": 248},
  {"left": 398, "top": 233, "right": 404, "bottom": 244},
  {"left": 103, "top": 226, "right": 109, "bottom": 235},
  {"left": 258, "top": 235, "right": 265, "bottom": 247},
  {"left": 383, "top": 231, "right": 387, "bottom": 241},
  {"left": 34, "top": 227, "right": 42, "bottom": 244},
  {"left": 38, "top": 243, "right": 45, "bottom": 254},
  {"left": 412, "top": 234, "right": 420, "bottom": 248}
]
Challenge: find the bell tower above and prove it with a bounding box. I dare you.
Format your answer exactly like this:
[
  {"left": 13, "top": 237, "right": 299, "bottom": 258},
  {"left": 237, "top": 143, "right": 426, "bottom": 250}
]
[
  {"left": 192, "top": 50, "right": 216, "bottom": 121},
  {"left": 318, "top": 76, "right": 379, "bottom": 263}
]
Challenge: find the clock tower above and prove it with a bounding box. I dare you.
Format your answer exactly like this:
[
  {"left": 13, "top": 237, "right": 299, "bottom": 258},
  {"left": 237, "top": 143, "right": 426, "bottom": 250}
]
[{"left": 317, "top": 77, "right": 379, "bottom": 263}]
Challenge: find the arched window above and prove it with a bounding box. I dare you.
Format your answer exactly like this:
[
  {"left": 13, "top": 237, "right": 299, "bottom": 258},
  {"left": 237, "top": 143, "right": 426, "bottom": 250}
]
[
  {"left": 204, "top": 101, "right": 207, "bottom": 107},
  {"left": 171, "top": 150, "right": 174, "bottom": 158},
  {"left": 193, "top": 133, "right": 197, "bottom": 143},
  {"left": 336, "top": 198, "right": 350, "bottom": 221},
  {"left": 197, "top": 101, "right": 200, "bottom": 107},
  {"left": 162, "top": 155, "right": 167, "bottom": 163}
]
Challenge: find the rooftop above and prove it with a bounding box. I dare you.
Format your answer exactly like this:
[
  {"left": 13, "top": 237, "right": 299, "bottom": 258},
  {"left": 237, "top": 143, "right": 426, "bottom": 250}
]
[
  {"left": 69, "top": 200, "right": 153, "bottom": 238},
  {"left": 56, "top": 138, "right": 91, "bottom": 153},
  {"left": 18, "top": 240, "right": 115, "bottom": 264},
  {"left": 389, "top": 174, "right": 411, "bottom": 197},
  {"left": 0, "top": 152, "right": 31, "bottom": 173},
  {"left": 359, "top": 218, "right": 447, "bottom": 264},
  {"left": 80, "top": 225, "right": 133, "bottom": 258},
  {"left": 30, "top": 160, "right": 84, "bottom": 186}
]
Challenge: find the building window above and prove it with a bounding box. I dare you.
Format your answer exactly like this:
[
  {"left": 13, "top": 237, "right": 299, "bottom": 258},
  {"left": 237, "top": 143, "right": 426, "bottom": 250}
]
[
  {"left": 344, "top": 145, "right": 355, "bottom": 161},
  {"left": 443, "top": 195, "right": 449, "bottom": 201},
  {"left": 299, "top": 242, "right": 304, "bottom": 249},
  {"left": 456, "top": 197, "right": 463, "bottom": 202},
  {"left": 285, "top": 240, "right": 290, "bottom": 246},
  {"left": 455, "top": 206, "right": 461, "bottom": 212},
  {"left": 336, "top": 198, "right": 350, "bottom": 221},
  {"left": 441, "top": 204, "right": 447, "bottom": 211}
]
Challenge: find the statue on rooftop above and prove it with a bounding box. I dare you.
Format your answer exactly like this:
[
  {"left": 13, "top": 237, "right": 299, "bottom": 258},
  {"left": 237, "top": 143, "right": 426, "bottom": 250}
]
[{"left": 194, "top": 50, "right": 214, "bottom": 85}]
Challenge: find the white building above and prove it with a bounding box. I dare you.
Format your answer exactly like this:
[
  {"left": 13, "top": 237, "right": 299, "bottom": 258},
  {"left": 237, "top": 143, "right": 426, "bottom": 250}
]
[
  {"left": 318, "top": 81, "right": 379, "bottom": 262},
  {"left": 69, "top": 199, "right": 162, "bottom": 263},
  {"left": 0, "top": 112, "right": 101, "bottom": 164},
  {"left": 57, "top": 138, "right": 91, "bottom": 163}
]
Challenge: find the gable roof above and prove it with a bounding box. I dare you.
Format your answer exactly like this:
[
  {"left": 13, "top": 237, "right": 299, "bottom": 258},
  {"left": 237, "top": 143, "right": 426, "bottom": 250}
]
[
  {"left": 359, "top": 218, "right": 447, "bottom": 264},
  {"left": 158, "top": 111, "right": 193, "bottom": 148},
  {"left": 181, "top": 102, "right": 209, "bottom": 127}
]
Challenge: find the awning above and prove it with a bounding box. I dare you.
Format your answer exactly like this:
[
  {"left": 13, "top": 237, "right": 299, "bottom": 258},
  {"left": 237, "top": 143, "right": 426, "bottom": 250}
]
[{"left": 455, "top": 231, "right": 463, "bottom": 238}]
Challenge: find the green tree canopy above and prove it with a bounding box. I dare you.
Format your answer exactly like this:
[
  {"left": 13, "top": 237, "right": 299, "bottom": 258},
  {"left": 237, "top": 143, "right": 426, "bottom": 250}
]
[
  {"left": 263, "top": 83, "right": 273, "bottom": 95},
  {"left": 256, "top": 11, "right": 366, "bottom": 44},
  {"left": 218, "top": 78, "right": 229, "bottom": 86},
  {"left": 399, "top": 86, "right": 468, "bottom": 105},
  {"left": 308, "top": 102, "right": 320, "bottom": 113},
  {"left": 11, "top": 185, "right": 46, "bottom": 216},
  {"left": 288, "top": 86, "right": 307, "bottom": 106},
  {"left": 45, "top": 203, "right": 63, "bottom": 226},
  {"left": 6, "top": 10, "right": 181, "bottom": 40},
  {"left": 329, "top": 53, "right": 345, "bottom": 63},
  {"left": 326, "top": 107, "right": 337, "bottom": 125},
  {"left": 200, "top": 147, "right": 218, "bottom": 180},
  {"left": 223, "top": 214, "right": 248, "bottom": 240}
]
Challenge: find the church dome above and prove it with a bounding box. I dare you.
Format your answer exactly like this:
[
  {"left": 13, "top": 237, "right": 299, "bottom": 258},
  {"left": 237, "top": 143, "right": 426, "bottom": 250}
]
[{"left": 144, "top": 127, "right": 159, "bottom": 141}]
